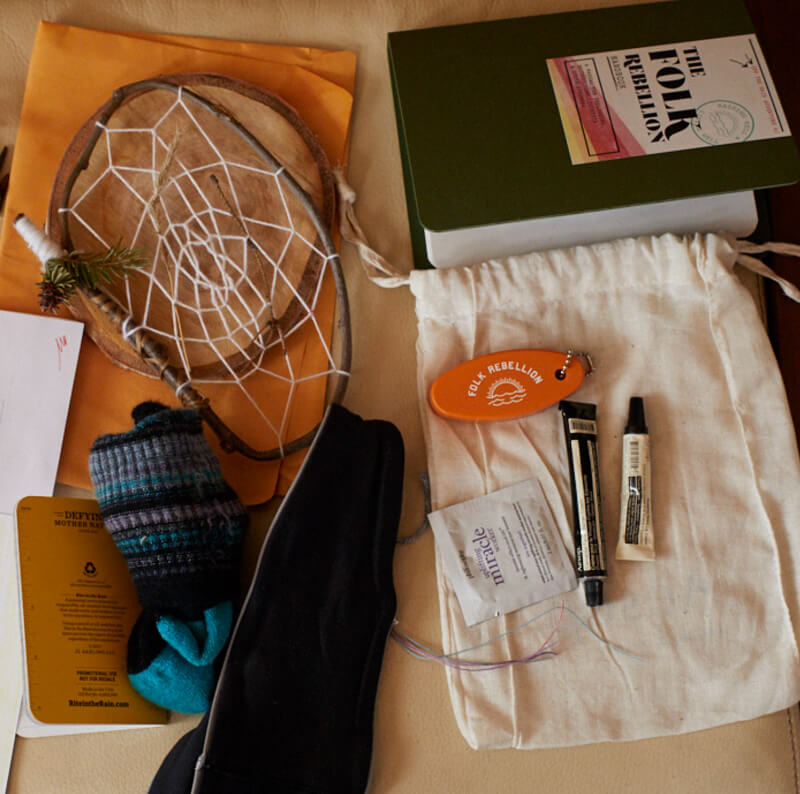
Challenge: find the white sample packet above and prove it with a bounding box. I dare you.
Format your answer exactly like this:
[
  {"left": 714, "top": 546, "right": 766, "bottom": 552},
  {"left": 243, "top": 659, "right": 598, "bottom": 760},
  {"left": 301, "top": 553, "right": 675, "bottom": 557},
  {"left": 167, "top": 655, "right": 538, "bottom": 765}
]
[{"left": 428, "top": 478, "right": 577, "bottom": 626}]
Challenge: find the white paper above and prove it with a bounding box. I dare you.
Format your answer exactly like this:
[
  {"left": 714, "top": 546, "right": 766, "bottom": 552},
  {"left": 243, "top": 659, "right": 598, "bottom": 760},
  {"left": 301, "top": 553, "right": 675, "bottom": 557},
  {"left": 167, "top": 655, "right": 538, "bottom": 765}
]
[
  {"left": 0, "top": 310, "right": 83, "bottom": 514},
  {"left": 0, "top": 513, "right": 22, "bottom": 789},
  {"left": 428, "top": 478, "right": 577, "bottom": 626}
]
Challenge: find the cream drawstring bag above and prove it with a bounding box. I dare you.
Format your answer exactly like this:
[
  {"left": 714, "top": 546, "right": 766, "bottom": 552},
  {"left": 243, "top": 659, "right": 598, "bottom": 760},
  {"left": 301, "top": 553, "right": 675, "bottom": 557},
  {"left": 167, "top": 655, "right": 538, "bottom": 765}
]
[{"left": 342, "top": 188, "right": 800, "bottom": 747}]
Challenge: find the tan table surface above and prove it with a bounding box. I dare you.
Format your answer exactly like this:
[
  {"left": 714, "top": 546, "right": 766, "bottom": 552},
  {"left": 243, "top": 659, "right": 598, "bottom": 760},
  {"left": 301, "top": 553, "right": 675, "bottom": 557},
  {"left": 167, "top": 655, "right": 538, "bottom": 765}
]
[{"left": 2, "top": 1, "right": 799, "bottom": 792}]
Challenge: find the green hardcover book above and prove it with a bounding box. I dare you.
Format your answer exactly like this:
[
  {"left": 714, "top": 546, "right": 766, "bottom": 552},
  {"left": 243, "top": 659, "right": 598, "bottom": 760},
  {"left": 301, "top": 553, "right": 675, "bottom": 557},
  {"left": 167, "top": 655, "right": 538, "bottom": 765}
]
[{"left": 387, "top": 0, "right": 800, "bottom": 269}]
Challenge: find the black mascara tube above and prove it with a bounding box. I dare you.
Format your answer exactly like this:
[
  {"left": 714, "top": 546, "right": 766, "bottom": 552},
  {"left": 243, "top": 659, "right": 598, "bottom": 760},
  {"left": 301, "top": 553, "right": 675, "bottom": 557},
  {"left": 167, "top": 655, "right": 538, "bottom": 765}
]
[{"left": 559, "top": 400, "right": 607, "bottom": 607}]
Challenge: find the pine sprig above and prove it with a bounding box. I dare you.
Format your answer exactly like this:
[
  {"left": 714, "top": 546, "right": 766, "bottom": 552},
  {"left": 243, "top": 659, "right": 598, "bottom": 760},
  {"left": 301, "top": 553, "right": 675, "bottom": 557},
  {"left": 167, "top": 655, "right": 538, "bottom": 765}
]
[{"left": 36, "top": 240, "right": 147, "bottom": 313}]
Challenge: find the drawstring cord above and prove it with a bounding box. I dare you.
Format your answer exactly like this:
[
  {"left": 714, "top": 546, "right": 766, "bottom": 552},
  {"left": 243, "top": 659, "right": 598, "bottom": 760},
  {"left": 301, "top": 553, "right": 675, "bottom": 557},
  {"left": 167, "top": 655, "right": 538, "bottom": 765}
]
[
  {"left": 735, "top": 239, "right": 800, "bottom": 303},
  {"left": 334, "top": 168, "right": 410, "bottom": 288}
]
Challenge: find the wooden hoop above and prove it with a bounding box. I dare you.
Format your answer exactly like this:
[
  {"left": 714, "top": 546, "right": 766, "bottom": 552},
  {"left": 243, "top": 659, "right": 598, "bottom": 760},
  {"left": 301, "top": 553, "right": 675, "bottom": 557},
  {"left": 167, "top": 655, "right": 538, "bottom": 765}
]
[
  {"left": 44, "top": 74, "right": 350, "bottom": 460},
  {"left": 47, "top": 73, "right": 337, "bottom": 381}
]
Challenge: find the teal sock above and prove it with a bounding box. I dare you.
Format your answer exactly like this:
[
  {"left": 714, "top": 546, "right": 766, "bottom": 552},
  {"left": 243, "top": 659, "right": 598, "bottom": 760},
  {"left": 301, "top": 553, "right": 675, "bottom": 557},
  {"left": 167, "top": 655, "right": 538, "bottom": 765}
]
[{"left": 128, "top": 602, "right": 233, "bottom": 714}]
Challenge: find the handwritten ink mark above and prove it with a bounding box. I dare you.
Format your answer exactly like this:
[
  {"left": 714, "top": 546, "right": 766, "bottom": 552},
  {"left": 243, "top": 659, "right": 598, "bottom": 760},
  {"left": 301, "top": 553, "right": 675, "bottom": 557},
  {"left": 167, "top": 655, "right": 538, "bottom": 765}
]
[{"left": 56, "top": 335, "right": 67, "bottom": 372}]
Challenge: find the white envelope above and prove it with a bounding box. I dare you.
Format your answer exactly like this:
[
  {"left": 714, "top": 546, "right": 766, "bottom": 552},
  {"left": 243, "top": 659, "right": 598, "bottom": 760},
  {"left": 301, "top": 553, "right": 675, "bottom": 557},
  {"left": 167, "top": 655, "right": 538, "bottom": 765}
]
[
  {"left": 0, "top": 309, "right": 83, "bottom": 514},
  {"left": 0, "top": 310, "right": 82, "bottom": 774}
]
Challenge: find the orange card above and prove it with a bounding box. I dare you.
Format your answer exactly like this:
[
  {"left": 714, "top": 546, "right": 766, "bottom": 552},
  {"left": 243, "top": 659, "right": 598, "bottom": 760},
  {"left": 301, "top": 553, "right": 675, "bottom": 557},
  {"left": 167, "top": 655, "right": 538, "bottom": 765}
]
[{"left": 16, "top": 496, "right": 167, "bottom": 726}]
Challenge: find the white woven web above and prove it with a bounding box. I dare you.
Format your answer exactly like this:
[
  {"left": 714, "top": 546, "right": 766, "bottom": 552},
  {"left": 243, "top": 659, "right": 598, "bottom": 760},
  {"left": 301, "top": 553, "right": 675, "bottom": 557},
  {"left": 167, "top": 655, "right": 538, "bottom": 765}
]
[{"left": 59, "top": 87, "right": 345, "bottom": 455}]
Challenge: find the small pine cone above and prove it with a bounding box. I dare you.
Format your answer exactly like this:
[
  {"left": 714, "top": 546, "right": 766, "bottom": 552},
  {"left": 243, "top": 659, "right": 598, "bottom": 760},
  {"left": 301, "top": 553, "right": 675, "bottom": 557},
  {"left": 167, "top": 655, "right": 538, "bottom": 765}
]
[{"left": 37, "top": 279, "right": 66, "bottom": 313}]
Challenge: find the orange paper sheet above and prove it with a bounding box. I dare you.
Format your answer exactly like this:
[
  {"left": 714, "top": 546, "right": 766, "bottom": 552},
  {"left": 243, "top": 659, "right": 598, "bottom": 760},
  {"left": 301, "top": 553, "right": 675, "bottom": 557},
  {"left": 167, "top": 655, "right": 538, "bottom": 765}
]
[{"left": 0, "top": 23, "right": 356, "bottom": 505}]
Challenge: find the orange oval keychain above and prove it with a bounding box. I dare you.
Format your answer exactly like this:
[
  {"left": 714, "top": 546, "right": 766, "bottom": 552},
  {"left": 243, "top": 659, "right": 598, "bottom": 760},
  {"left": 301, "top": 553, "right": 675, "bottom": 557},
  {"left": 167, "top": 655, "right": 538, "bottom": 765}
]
[{"left": 429, "top": 349, "right": 592, "bottom": 422}]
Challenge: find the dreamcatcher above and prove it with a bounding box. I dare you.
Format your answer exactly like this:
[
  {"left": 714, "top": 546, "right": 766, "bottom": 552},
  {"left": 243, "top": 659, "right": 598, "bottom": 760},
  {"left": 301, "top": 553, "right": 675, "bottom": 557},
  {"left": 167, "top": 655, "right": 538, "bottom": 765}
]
[{"left": 16, "top": 73, "right": 350, "bottom": 460}]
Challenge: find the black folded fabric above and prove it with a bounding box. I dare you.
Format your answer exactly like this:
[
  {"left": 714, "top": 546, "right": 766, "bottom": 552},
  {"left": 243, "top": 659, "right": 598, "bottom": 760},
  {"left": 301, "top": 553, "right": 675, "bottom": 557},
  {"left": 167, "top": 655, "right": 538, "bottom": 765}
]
[{"left": 149, "top": 404, "right": 405, "bottom": 793}]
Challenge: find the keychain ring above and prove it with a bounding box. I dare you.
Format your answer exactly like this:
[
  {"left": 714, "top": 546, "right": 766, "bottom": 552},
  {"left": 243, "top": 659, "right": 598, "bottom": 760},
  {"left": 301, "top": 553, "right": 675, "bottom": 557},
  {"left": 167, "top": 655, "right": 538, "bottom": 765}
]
[{"left": 556, "top": 350, "right": 594, "bottom": 380}]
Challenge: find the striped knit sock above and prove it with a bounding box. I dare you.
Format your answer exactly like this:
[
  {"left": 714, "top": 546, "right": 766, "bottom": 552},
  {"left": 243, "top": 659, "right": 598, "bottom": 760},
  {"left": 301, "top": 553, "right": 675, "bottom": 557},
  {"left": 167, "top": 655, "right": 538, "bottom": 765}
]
[{"left": 89, "top": 401, "right": 248, "bottom": 713}]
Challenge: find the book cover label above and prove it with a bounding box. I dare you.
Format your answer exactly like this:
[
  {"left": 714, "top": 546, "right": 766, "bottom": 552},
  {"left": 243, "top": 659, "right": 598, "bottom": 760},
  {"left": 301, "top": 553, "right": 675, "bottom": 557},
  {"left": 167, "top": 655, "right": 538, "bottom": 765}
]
[
  {"left": 16, "top": 496, "right": 166, "bottom": 725},
  {"left": 548, "top": 34, "right": 790, "bottom": 164}
]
